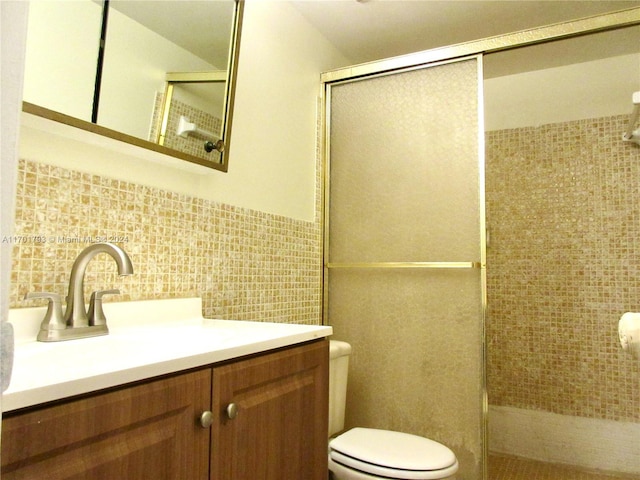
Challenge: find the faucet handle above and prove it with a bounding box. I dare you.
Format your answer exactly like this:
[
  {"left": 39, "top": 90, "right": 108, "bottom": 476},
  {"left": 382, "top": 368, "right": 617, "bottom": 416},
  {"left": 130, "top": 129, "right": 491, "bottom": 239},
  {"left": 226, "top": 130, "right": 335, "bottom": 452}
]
[
  {"left": 88, "top": 289, "right": 120, "bottom": 326},
  {"left": 24, "top": 292, "right": 66, "bottom": 333}
]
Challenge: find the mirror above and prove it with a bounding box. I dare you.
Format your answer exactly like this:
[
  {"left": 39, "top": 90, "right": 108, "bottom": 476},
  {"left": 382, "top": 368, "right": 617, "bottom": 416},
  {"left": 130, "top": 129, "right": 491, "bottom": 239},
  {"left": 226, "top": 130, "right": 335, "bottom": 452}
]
[{"left": 22, "top": 0, "right": 243, "bottom": 172}]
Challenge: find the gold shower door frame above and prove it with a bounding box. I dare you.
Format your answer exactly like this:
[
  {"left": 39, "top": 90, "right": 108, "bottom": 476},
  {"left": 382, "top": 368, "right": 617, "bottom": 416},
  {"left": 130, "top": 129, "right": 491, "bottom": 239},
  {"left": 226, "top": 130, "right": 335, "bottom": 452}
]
[
  {"left": 320, "top": 8, "right": 640, "bottom": 480},
  {"left": 323, "top": 55, "right": 487, "bottom": 479}
]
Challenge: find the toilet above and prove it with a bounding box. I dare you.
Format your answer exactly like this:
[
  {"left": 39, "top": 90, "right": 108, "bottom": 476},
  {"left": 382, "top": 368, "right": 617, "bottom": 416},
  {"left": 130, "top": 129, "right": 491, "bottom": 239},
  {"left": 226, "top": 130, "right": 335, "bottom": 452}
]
[{"left": 328, "top": 340, "right": 459, "bottom": 480}]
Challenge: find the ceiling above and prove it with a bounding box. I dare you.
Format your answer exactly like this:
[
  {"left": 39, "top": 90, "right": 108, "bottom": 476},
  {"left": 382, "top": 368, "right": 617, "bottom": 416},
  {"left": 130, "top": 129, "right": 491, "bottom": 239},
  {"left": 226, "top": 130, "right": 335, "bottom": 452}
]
[
  {"left": 110, "top": 1, "right": 640, "bottom": 77},
  {"left": 290, "top": 1, "right": 640, "bottom": 66}
]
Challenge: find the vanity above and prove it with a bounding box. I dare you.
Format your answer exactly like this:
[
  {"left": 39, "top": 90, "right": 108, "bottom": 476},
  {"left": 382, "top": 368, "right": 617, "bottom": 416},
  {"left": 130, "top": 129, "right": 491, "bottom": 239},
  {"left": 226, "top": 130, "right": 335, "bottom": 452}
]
[{"left": 1, "top": 298, "right": 332, "bottom": 479}]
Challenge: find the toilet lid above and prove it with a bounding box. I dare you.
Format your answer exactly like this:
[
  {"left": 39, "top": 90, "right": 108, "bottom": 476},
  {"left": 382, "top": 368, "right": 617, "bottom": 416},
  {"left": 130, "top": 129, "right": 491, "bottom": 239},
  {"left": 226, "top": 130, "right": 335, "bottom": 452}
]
[{"left": 329, "top": 428, "right": 458, "bottom": 479}]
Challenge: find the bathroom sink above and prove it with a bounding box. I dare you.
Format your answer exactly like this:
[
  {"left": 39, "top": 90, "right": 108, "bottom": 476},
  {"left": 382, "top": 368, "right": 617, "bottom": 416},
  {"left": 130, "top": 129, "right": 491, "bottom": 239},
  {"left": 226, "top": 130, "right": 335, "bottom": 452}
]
[{"left": 5, "top": 298, "right": 332, "bottom": 412}]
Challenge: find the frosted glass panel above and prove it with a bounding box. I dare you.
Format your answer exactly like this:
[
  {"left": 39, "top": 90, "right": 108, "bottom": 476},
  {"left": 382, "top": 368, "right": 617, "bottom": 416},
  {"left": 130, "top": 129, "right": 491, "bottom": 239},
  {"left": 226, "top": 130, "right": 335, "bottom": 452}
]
[
  {"left": 328, "top": 269, "right": 484, "bottom": 479},
  {"left": 326, "top": 57, "right": 484, "bottom": 479},
  {"left": 329, "top": 59, "right": 481, "bottom": 263}
]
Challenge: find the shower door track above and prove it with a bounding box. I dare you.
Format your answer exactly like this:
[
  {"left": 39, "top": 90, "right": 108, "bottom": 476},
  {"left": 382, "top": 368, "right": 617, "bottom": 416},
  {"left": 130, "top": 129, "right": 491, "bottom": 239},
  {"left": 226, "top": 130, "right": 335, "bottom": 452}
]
[{"left": 326, "top": 261, "right": 483, "bottom": 269}]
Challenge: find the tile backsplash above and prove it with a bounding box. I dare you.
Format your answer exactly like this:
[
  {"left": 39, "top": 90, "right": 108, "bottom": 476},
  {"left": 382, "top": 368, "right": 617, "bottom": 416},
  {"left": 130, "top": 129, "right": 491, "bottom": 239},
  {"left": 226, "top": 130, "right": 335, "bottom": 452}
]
[{"left": 10, "top": 159, "right": 322, "bottom": 324}]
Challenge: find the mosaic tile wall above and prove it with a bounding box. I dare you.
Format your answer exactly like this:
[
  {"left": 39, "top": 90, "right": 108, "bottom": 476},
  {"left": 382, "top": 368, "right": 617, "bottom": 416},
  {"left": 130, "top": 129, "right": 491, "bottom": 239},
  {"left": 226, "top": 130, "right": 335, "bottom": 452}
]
[
  {"left": 486, "top": 114, "right": 640, "bottom": 422},
  {"left": 10, "top": 158, "right": 322, "bottom": 324}
]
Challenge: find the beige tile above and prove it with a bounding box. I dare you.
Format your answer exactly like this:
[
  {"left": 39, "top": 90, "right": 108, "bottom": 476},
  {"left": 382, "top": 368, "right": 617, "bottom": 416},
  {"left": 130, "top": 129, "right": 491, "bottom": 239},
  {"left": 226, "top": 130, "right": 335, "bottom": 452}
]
[
  {"left": 11, "top": 158, "right": 323, "bottom": 325},
  {"left": 486, "top": 114, "right": 640, "bottom": 423},
  {"left": 489, "top": 455, "right": 640, "bottom": 480}
]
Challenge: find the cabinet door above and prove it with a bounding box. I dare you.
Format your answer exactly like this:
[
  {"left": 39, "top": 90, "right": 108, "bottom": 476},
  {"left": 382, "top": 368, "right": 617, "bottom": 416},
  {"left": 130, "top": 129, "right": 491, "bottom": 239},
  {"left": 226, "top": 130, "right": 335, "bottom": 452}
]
[
  {"left": 211, "top": 340, "right": 329, "bottom": 480},
  {"left": 2, "top": 369, "right": 211, "bottom": 480}
]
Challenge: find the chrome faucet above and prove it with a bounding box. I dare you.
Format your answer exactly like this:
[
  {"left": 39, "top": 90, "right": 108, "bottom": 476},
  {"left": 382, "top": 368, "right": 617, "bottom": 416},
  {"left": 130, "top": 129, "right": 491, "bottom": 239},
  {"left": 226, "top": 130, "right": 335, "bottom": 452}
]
[
  {"left": 65, "top": 243, "right": 133, "bottom": 328},
  {"left": 25, "top": 243, "right": 133, "bottom": 342}
]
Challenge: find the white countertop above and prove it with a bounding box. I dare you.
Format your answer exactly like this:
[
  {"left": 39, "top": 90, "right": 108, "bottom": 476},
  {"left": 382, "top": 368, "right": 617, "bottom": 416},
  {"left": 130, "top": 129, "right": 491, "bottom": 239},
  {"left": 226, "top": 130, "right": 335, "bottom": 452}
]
[{"left": 4, "top": 298, "right": 332, "bottom": 412}]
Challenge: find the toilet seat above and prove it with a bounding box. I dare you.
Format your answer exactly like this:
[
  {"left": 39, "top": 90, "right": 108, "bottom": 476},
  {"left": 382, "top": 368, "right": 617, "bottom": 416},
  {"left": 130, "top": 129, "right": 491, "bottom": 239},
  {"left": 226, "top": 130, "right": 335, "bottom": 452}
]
[{"left": 329, "top": 428, "right": 459, "bottom": 480}]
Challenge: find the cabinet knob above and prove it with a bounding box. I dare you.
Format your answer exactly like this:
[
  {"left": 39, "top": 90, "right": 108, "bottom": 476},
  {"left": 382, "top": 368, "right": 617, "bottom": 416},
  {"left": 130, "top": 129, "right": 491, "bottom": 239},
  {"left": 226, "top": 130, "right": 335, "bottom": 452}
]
[
  {"left": 226, "top": 403, "right": 238, "bottom": 420},
  {"left": 199, "top": 410, "right": 214, "bottom": 428}
]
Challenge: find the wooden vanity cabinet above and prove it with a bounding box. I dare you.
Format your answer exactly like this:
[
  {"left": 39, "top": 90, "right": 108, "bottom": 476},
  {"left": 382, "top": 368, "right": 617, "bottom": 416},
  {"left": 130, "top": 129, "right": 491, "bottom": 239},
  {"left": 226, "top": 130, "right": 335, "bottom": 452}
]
[
  {"left": 211, "top": 338, "right": 329, "bottom": 480},
  {"left": 1, "top": 339, "right": 329, "bottom": 480},
  {"left": 1, "top": 369, "right": 212, "bottom": 479}
]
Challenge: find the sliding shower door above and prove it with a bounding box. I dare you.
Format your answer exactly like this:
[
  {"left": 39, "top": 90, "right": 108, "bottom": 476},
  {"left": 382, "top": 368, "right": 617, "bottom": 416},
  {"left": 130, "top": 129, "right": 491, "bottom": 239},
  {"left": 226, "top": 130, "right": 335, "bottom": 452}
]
[{"left": 324, "top": 56, "right": 486, "bottom": 479}]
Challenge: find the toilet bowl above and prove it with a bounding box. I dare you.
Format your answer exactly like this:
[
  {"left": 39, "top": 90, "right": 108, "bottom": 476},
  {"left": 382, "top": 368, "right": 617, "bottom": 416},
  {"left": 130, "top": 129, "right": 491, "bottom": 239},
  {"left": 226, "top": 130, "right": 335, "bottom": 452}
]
[{"left": 328, "top": 341, "right": 458, "bottom": 480}]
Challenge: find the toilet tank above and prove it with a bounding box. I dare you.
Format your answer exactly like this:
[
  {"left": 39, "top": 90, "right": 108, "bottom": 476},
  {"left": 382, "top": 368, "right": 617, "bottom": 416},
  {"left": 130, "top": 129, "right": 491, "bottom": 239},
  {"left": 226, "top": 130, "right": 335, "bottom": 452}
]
[{"left": 329, "top": 340, "right": 352, "bottom": 437}]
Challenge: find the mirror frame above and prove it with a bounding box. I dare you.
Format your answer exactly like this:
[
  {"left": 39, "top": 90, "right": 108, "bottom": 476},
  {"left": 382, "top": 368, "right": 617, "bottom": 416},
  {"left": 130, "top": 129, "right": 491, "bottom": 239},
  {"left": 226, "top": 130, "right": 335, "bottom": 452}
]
[{"left": 22, "top": 0, "right": 244, "bottom": 173}]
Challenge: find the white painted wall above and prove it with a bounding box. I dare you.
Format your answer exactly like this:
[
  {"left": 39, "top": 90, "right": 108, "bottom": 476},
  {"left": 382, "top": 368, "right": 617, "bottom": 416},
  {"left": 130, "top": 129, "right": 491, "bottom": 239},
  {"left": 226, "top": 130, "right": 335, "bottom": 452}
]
[
  {"left": 1, "top": 1, "right": 29, "bottom": 398},
  {"left": 485, "top": 53, "right": 640, "bottom": 131},
  {"left": 210, "top": 0, "right": 350, "bottom": 220},
  {"left": 19, "top": 0, "right": 350, "bottom": 222}
]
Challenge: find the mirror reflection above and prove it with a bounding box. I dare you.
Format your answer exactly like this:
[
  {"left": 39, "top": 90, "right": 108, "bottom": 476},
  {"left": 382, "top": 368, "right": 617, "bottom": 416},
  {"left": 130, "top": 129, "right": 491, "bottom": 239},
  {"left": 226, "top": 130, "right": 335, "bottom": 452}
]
[
  {"left": 23, "top": 1, "right": 102, "bottom": 122},
  {"left": 22, "top": 0, "right": 241, "bottom": 171},
  {"left": 152, "top": 72, "right": 227, "bottom": 163}
]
